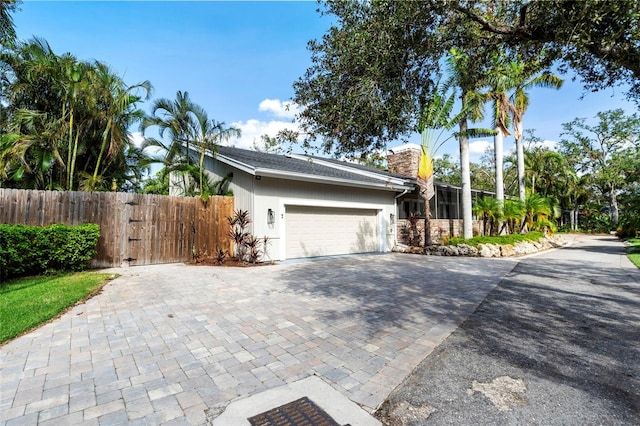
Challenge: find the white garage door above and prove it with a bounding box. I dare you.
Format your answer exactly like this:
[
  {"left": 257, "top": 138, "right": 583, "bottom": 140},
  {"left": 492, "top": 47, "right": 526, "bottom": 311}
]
[{"left": 285, "top": 205, "right": 379, "bottom": 259}]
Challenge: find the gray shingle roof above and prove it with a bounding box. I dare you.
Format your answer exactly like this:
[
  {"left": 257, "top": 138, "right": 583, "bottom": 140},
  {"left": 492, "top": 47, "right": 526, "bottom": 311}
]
[{"left": 215, "top": 145, "right": 411, "bottom": 187}]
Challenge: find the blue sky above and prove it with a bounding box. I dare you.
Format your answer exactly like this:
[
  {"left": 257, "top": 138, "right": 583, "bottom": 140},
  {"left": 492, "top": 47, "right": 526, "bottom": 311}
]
[{"left": 13, "top": 1, "right": 638, "bottom": 163}]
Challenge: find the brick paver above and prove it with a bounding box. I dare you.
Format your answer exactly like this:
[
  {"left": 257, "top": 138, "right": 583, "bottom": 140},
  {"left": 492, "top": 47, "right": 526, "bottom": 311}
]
[{"left": 0, "top": 253, "right": 515, "bottom": 424}]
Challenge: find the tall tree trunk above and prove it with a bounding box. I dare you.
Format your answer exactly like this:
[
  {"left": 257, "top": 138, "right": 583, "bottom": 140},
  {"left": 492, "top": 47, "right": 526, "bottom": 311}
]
[
  {"left": 69, "top": 130, "right": 80, "bottom": 191},
  {"left": 515, "top": 119, "right": 526, "bottom": 202},
  {"left": 610, "top": 185, "right": 619, "bottom": 225},
  {"left": 423, "top": 193, "right": 432, "bottom": 246},
  {"left": 494, "top": 127, "right": 505, "bottom": 234},
  {"left": 459, "top": 118, "right": 473, "bottom": 239},
  {"left": 93, "top": 118, "right": 113, "bottom": 184},
  {"left": 66, "top": 109, "right": 74, "bottom": 190}
]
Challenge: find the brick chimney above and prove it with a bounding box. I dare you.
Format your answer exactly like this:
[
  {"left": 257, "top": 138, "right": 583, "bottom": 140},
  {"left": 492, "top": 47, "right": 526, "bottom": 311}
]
[{"left": 387, "top": 144, "right": 421, "bottom": 178}]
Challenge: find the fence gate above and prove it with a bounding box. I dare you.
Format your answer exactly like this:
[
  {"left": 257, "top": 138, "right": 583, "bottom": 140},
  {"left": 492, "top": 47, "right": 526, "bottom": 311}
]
[{"left": 115, "top": 193, "right": 198, "bottom": 266}]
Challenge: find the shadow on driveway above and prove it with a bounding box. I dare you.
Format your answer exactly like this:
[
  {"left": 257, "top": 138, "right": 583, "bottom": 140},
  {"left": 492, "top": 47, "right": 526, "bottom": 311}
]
[{"left": 278, "top": 253, "right": 516, "bottom": 337}]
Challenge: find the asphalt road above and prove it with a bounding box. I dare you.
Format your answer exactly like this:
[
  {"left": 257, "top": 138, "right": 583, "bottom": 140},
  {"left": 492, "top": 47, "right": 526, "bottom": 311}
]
[{"left": 376, "top": 234, "right": 640, "bottom": 425}]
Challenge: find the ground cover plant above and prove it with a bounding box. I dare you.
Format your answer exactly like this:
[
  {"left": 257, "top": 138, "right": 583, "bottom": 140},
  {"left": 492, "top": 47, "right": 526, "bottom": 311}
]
[
  {"left": 0, "top": 272, "right": 114, "bottom": 344},
  {"left": 448, "top": 231, "right": 544, "bottom": 249},
  {"left": 627, "top": 238, "right": 640, "bottom": 269}
]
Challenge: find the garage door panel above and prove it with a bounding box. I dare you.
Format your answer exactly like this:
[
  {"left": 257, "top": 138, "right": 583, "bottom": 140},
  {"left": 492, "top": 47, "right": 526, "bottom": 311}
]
[{"left": 286, "top": 206, "right": 379, "bottom": 259}]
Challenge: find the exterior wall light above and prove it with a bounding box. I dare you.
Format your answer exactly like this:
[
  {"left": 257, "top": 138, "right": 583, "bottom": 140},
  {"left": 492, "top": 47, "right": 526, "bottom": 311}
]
[{"left": 267, "top": 208, "right": 275, "bottom": 225}]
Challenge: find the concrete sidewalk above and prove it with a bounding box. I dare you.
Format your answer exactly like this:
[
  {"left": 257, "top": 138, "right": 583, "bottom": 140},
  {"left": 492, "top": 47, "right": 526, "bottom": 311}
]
[{"left": 1, "top": 253, "right": 516, "bottom": 425}]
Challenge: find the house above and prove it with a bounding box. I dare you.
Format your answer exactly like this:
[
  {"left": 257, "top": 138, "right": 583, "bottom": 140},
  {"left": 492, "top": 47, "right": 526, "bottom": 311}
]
[{"left": 200, "top": 144, "right": 484, "bottom": 261}]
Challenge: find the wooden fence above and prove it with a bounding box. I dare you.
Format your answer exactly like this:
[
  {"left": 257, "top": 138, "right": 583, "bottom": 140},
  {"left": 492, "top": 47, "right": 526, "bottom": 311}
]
[{"left": 0, "top": 189, "right": 234, "bottom": 268}]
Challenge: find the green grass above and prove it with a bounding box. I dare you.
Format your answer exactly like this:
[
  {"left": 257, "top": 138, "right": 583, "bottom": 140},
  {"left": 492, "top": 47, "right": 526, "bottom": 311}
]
[
  {"left": 449, "top": 231, "right": 545, "bottom": 249},
  {"left": 0, "top": 272, "right": 115, "bottom": 345},
  {"left": 627, "top": 238, "right": 640, "bottom": 269}
]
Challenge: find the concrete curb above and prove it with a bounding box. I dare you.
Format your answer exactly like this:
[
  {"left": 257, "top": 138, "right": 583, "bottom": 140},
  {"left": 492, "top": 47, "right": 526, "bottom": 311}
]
[{"left": 210, "top": 375, "right": 381, "bottom": 426}]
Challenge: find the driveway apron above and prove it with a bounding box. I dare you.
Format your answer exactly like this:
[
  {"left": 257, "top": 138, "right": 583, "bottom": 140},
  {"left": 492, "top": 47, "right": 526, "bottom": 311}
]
[{"left": 0, "top": 253, "right": 516, "bottom": 425}]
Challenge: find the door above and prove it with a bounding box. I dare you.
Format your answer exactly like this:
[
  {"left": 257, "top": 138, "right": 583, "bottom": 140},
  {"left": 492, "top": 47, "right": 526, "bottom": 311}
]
[{"left": 285, "top": 205, "right": 379, "bottom": 259}]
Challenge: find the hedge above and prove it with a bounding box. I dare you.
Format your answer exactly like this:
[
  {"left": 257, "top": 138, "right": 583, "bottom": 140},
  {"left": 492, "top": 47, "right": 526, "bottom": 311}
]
[{"left": 0, "top": 223, "right": 100, "bottom": 280}]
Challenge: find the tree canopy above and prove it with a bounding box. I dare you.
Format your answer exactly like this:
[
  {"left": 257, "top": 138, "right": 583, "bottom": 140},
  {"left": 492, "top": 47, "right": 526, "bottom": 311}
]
[
  {"left": 560, "top": 109, "right": 640, "bottom": 225},
  {"left": 293, "top": 0, "right": 640, "bottom": 157}
]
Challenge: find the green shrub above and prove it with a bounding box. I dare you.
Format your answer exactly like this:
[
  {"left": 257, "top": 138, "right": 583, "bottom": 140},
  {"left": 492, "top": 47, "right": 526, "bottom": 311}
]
[
  {"left": 0, "top": 223, "right": 100, "bottom": 280},
  {"left": 449, "top": 231, "right": 544, "bottom": 249}
]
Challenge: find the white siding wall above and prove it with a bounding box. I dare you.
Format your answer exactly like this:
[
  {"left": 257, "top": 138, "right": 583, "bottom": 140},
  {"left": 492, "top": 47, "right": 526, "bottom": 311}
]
[
  {"left": 202, "top": 156, "right": 254, "bottom": 231},
  {"left": 253, "top": 176, "right": 397, "bottom": 261}
]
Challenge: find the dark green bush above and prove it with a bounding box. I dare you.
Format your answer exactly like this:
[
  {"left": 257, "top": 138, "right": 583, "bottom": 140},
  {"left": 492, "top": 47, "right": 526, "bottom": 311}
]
[{"left": 0, "top": 224, "right": 100, "bottom": 280}]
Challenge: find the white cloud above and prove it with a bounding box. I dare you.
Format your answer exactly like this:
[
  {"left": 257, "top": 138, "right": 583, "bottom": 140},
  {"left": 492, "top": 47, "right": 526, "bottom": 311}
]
[
  {"left": 130, "top": 131, "right": 165, "bottom": 157},
  {"left": 258, "top": 99, "right": 300, "bottom": 119},
  {"left": 526, "top": 139, "right": 559, "bottom": 151},
  {"left": 225, "top": 119, "right": 301, "bottom": 150},
  {"left": 469, "top": 140, "right": 492, "bottom": 154},
  {"left": 128, "top": 131, "right": 145, "bottom": 148}
]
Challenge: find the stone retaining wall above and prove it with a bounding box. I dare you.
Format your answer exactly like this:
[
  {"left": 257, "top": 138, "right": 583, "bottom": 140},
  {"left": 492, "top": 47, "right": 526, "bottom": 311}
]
[{"left": 395, "top": 234, "right": 567, "bottom": 257}]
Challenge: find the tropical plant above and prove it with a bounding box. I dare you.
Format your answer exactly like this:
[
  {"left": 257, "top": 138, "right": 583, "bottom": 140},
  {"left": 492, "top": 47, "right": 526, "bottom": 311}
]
[
  {"left": 473, "top": 196, "right": 502, "bottom": 236},
  {"left": 446, "top": 47, "right": 496, "bottom": 239},
  {"left": 522, "top": 193, "right": 554, "bottom": 233},
  {"left": 142, "top": 91, "right": 240, "bottom": 199},
  {"left": 560, "top": 109, "right": 640, "bottom": 226},
  {"left": 484, "top": 53, "right": 517, "bottom": 214},
  {"left": 0, "top": 0, "right": 19, "bottom": 48},
  {"left": 194, "top": 118, "right": 240, "bottom": 199},
  {"left": 142, "top": 91, "right": 202, "bottom": 167},
  {"left": 501, "top": 199, "right": 525, "bottom": 235},
  {"left": 86, "top": 62, "right": 151, "bottom": 191},
  {"left": 293, "top": 1, "right": 640, "bottom": 159},
  {"left": 508, "top": 59, "right": 563, "bottom": 201},
  {"left": 226, "top": 209, "right": 268, "bottom": 263},
  {"left": 141, "top": 167, "right": 170, "bottom": 195},
  {"left": 1, "top": 38, "right": 152, "bottom": 191}
]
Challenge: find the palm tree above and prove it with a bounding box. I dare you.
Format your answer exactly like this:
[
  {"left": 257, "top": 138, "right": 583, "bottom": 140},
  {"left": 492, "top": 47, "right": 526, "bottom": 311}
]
[
  {"left": 509, "top": 60, "right": 563, "bottom": 201},
  {"left": 142, "top": 91, "right": 202, "bottom": 167},
  {"left": 485, "top": 54, "right": 515, "bottom": 216},
  {"left": 2, "top": 38, "right": 68, "bottom": 188},
  {"left": 9, "top": 108, "right": 66, "bottom": 190},
  {"left": 143, "top": 91, "right": 241, "bottom": 198},
  {"left": 0, "top": 0, "right": 18, "bottom": 48},
  {"left": 193, "top": 116, "right": 240, "bottom": 199},
  {"left": 59, "top": 55, "right": 91, "bottom": 190},
  {"left": 522, "top": 193, "right": 553, "bottom": 233},
  {"left": 84, "top": 62, "right": 151, "bottom": 191},
  {"left": 524, "top": 148, "right": 568, "bottom": 196},
  {"left": 501, "top": 199, "right": 525, "bottom": 235},
  {"left": 446, "top": 48, "right": 496, "bottom": 239},
  {"left": 473, "top": 196, "right": 502, "bottom": 236},
  {"left": 2, "top": 38, "right": 153, "bottom": 191}
]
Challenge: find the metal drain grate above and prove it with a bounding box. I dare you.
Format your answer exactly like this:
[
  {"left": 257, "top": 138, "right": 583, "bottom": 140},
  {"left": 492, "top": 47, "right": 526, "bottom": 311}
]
[{"left": 248, "top": 396, "right": 349, "bottom": 426}]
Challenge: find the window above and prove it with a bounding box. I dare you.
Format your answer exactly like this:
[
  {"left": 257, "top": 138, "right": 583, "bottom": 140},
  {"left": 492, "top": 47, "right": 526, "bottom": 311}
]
[{"left": 399, "top": 199, "right": 425, "bottom": 219}]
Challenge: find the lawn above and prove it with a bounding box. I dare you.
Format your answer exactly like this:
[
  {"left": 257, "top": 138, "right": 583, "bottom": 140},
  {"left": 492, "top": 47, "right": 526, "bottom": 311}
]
[
  {"left": 0, "top": 272, "right": 116, "bottom": 345},
  {"left": 627, "top": 238, "right": 640, "bottom": 269}
]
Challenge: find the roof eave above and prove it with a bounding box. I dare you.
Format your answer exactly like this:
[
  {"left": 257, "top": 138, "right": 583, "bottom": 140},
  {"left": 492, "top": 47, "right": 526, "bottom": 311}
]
[
  {"left": 256, "top": 168, "right": 414, "bottom": 192},
  {"left": 214, "top": 153, "right": 256, "bottom": 175}
]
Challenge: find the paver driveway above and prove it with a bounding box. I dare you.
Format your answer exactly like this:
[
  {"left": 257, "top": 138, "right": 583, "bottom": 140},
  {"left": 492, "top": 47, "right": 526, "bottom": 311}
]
[{"left": 0, "top": 253, "right": 516, "bottom": 425}]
